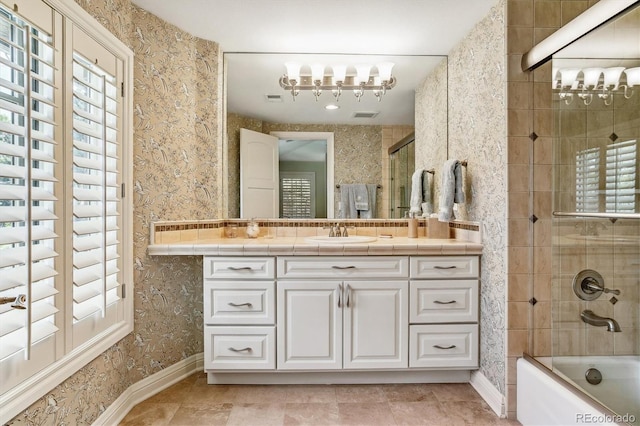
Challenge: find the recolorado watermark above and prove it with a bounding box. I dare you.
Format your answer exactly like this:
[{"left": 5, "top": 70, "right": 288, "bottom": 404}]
[{"left": 576, "top": 413, "right": 636, "bottom": 424}]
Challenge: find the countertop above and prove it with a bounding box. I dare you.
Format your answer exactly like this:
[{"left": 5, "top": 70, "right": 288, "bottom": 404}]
[{"left": 147, "top": 236, "right": 483, "bottom": 256}]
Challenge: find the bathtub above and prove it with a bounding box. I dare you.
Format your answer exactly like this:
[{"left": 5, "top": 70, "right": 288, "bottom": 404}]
[{"left": 517, "top": 354, "right": 639, "bottom": 425}]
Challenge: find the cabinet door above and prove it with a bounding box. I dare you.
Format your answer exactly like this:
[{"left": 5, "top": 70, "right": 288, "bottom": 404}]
[
  {"left": 343, "top": 281, "right": 408, "bottom": 369},
  {"left": 277, "top": 281, "right": 343, "bottom": 370}
]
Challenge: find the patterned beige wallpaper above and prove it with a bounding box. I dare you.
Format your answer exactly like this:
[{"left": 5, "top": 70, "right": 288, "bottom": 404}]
[
  {"left": 9, "top": 1, "right": 222, "bottom": 423},
  {"left": 446, "top": 0, "right": 507, "bottom": 396},
  {"left": 415, "top": 57, "right": 448, "bottom": 216},
  {"left": 225, "top": 119, "right": 384, "bottom": 218}
]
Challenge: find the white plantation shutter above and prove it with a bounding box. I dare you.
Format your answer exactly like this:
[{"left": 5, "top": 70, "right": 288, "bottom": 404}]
[
  {"left": 70, "top": 30, "right": 124, "bottom": 345},
  {"left": 0, "top": 2, "right": 61, "bottom": 391},
  {"left": 0, "top": 0, "right": 133, "bottom": 421},
  {"left": 280, "top": 172, "right": 315, "bottom": 218},
  {"left": 605, "top": 140, "right": 637, "bottom": 213},
  {"left": 575, "top": 141, "right": 638, "bottom": 213},
  {"left": 576, "top": 147, "right": 600, "bottom": 212}
]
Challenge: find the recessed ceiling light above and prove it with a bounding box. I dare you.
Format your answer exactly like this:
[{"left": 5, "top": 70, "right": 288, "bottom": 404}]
[{"left": 325, "top": 104, "right": 339, "bottom": 110}]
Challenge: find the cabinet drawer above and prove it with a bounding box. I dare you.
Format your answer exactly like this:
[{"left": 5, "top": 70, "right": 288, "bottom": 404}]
[
  {"left": 204, "top": 326, "right": 275, "bottom": 370},
  {"left": 410, "top": 280, "right": 478, "bottom": 323},
  {"left": 204, "top": 257, "right": 275, "bottom": 279},
  {"left": 409, "top": 324, "right": 478, "bottom": 368},
  {"left": 204, "top": 281, "right": 275, "bottom": 325},
  {"left": 277, "top": 256, "right": 408, "bottom": 279},
  {"left": 410, "top": 256, "right": 479, "bottom": 279}
]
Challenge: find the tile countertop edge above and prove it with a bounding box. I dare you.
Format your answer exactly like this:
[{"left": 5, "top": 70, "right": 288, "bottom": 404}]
[{"left": 147, "top": 238, "right": 483, "bottom": 256}]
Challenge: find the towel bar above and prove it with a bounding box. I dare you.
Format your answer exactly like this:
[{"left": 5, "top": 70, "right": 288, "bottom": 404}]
[{"left": 336, "top": 184, "right": 382, "bottom": 189}]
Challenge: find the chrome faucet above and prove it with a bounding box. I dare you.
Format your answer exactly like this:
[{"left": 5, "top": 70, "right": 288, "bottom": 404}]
[{"left": 581, "top": 309, "right": 621, "bottom": 332}]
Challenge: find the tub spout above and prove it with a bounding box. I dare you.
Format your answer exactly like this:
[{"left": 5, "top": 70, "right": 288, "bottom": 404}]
[{"left": 581, "top": 309, "right": 621, "bottom": 332}]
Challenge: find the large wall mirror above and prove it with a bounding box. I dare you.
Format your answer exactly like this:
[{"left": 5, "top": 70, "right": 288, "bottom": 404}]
[{"left": 223, "top": 53, "right": 448, "bottom": 219}]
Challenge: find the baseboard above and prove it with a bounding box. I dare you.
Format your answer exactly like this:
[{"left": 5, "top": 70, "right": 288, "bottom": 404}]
[
  {"left": 92, "top": 352, "right": 204, "bottom": 426},
  {"left": 469, "top": 370, "right": 505, "bottom": 418}
]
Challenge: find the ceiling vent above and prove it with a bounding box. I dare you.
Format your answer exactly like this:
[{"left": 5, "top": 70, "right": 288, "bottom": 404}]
[
  {"left": 352, "top": 111, "right": 379, "bottom": 119},
  {"left": 265, "top": 94, "right": 283, "bottom": 102}
]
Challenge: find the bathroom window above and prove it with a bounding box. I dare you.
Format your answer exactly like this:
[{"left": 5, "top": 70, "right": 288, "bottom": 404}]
[
  {"left": 575, "top": 140, "right": 637, "bottom": 213},
  {"left": 280, "top": 172, "right": 316, "bottom": 218},
  {"left": 0, "top": 0, "right": 133, "bottom": 421},
  {"left": 576, "top": 147, "right": 600, "bottom": 212},
  {"left": 605, "top": 140, "right": 637, "bottom": 213}
]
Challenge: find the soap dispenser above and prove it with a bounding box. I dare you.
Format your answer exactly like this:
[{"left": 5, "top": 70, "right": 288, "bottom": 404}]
[
  {"left": 246, "top": 218, "right": 260, "bottom": 238},
  {"left": 407, "top": 211, "right": 418, "bottom": 238}
]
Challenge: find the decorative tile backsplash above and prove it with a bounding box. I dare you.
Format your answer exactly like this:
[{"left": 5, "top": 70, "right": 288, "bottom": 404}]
[{"left": 150, "top": 218, "right": 482, "bottom": 244}]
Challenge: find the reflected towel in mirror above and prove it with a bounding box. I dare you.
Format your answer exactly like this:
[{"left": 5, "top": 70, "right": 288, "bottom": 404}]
[{"left": 438, "top": 159, "right": 465, "bottom": 221}]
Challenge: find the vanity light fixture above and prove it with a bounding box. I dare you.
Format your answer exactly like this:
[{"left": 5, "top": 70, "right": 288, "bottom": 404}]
[
  {"left": 555, "top": 66, "right": 640, "bottom": 105},
  {"left": 280, "top": 62, "right": 396, "bottom": 102}
]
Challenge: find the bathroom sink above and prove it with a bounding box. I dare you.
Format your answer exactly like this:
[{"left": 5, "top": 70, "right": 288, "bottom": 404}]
[{"left": 304, "top": 236, "right": 377, "bottom": 244}]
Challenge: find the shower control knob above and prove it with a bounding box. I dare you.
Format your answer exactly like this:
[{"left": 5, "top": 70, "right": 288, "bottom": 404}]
[{"left": 573, "top": 269, "right": 621, "bottom": 301}]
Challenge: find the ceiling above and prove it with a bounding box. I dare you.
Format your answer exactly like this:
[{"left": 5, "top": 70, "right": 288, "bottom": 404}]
[{"left": 130, "top": 0, "right": 498, "bottom": 125}]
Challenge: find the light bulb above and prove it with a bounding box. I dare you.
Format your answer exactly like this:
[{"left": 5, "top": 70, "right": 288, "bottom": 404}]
[
  {"left": 332, "top": 64, "right": 347, "bottom": 84},
  {"left": 310, "top": 63, "right": 325, "bottom": 83},
  {"left": 376, "top": 62, "right": 394, "bottom": 82},
  {"left": 284, "top": 62, "right": 301, "bottom": 84}
]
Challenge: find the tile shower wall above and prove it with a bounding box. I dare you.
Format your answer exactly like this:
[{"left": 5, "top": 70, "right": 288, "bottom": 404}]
[
  {"left": 505, "top": 0, "right": 604, "bottom": 420},
  {"left": 552, "top": 57, "right": 640, "bottom": 356},
  {"left": 9, "top": 1, "right": 222, "bottom": 423}
]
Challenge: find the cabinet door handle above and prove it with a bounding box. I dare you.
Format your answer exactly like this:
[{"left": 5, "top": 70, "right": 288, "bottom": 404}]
[
  {"left": 332, "top": 265, "right": 356, "bottom": 270},
  {"left": 433, "top": 265, "right": 457, "bottom": 270},
  {"left": 228, "top": 347, "right": 253, "bottom": 353},
  {"left": 433, "top": 344, "right": 457, "bottom": 350},
  {"left": 433, "top": 300, "right": 456, "bottom": 305},
  {"left": 227, "top": 266, "right": 253, "bottom": 271},
  {"left": 228, "top": 302, "right": 253, "bottom": 308},
  {"left": 337, "top": 284, "right": 343, "bottom": 308},
  {"left": 346, "top": 284, "right": 351, "bottom": 308}
]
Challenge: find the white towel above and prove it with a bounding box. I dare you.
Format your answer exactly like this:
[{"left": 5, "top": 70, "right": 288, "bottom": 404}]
[
  {"left": 421, "top": 171, "right": 433, "bottom": 216},
  {"left": 409, "top": 168, "right": 425, "bottom": 215},
  {"left": 438, "top": 159, "right": 465, "bottom": 221},
  {"left": 339, "top": 184, "right": 357, "bottom": 219},
  {"left": 353, "top": 184, "right": 369, "bottom": 211},
  {"left": 358, "top": 184, "right": 378, "bottom": 219}
]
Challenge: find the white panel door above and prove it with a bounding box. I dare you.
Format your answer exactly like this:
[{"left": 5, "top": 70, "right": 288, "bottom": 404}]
[
  {"left": 240, "top": 128, "right": 279, "bottom": 218},
  {"left": 277, "top": 281, "right": 342, "bottom": 370},
  {"left": 343, "top": 281, "right": 408, "bottom": 369}
]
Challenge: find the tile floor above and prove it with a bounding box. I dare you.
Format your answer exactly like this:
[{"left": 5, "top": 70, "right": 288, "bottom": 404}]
[{"left": 119, "top": 373, "right": 522, "bottom": 425}]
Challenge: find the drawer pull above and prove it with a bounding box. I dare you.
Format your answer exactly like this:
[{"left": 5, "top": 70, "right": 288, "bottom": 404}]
[
  {"left": 331, "top": 265, "right": 356, "bottom": 270},
  {"left": 433, "top": 300, "right": 457, "bottom": 305},
  {"left": 433, "top": 265, "right": 457, "bottom": 270},
  {"left": 228, "top": 302, "right": 253, "bottom": 308},
  {"left": 227, "top": 266, "right": 254, "bottom": 271},
  {"left": 228, "top": 347, "right": 253, "bottom": 353},
  {"left": 433, "top": 344, "right": 457, "bottom": 350}
]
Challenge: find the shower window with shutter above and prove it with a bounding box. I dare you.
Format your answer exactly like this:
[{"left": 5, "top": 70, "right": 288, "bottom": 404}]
[
  {"left": 0, "top": 0, "right": 133, "bottom": 422},
  {"left": 575, "top": 140, "right": 637, "bottom": 213}
]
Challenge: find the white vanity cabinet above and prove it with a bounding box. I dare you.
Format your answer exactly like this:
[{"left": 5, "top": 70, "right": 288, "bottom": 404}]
[
  {"left": 202, "top": 253, "right": 480, "bottom": 381},
  {"left": 409, "top": 256, "right": 480, "bottom": 368},
  {"left": 276, "top": 257, "right": 409, "bottom": 370},
  {"left": 203, "top": 257, "right": 276, "bottom": 370}
]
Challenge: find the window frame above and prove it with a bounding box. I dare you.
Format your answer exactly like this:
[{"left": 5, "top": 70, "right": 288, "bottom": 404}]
[{"left": 0, "top": 0, "right": 133, "bottom": 422}]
